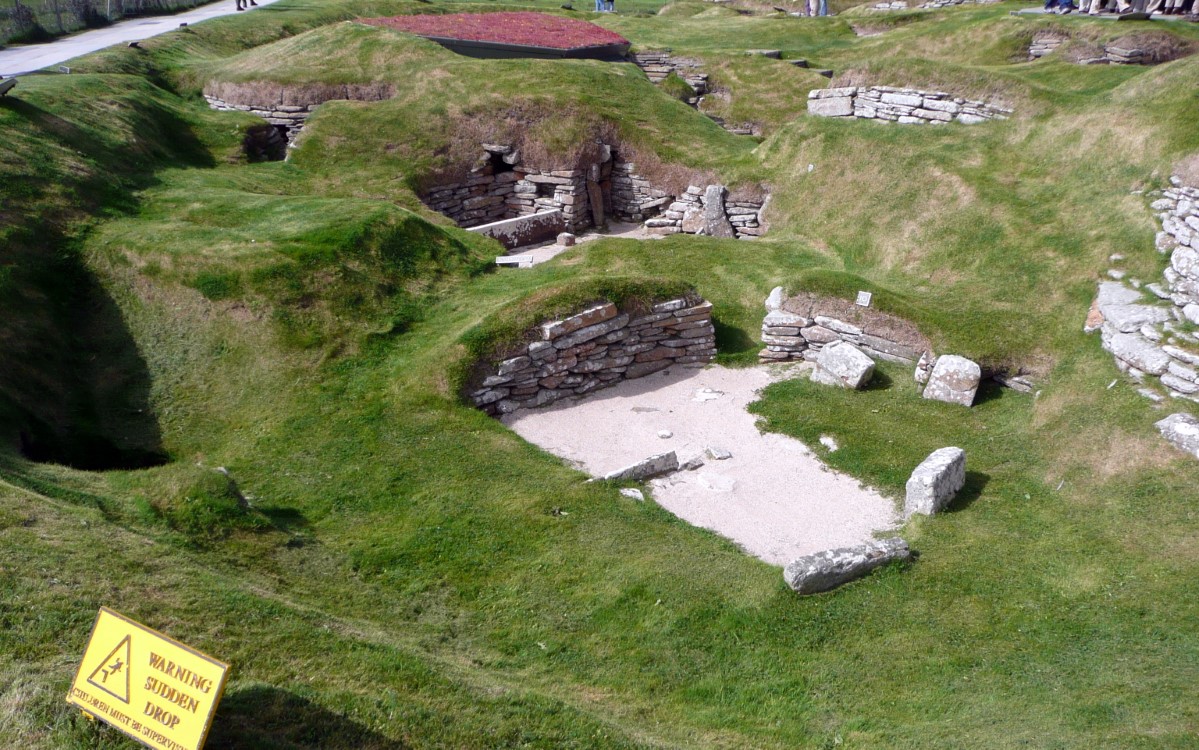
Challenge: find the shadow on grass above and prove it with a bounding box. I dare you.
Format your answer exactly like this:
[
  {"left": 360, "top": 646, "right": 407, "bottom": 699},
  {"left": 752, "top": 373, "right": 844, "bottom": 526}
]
[
  {"left": 208, "top": 685, "right": 408, "bottom": 750},
  {"left": 259, "top": 506, "right": 316, "bottom": 547},
  {"left": 713, "top": 318, "right": 757, "bottom": 357},
  {"left": 972, "top": 379, "right": 1007, "bottom": 406},
  {"left": 947, "top": 470, "right": 990, "bottom": 513},
  {"left": 863, "top": 368, "right": 894, "bottom": 391}
]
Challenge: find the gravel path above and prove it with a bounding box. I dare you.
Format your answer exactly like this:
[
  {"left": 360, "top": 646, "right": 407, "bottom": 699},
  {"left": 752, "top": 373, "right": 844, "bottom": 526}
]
[
  {"left": 0, "top": 0, "right": 282, "bottom": 77},
  {"left": 503, "top": 364, "right": 899, "bottom": 565}
]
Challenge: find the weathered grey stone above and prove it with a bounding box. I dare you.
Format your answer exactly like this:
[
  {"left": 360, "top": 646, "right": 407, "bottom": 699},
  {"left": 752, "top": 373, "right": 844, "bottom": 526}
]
[
  {"left": 1156, "top": 412, "right": 1199, "bottom": 459},
  {"left": 765, "top": 286, "right": 785, "bottom": 311},
  {"left": 652, "top": 298, "right": 688, "bottom": 313},
  {"left": 706, "top": 446, "right": 732, "bottom": 460},
  {"left": 1163, "top": 345, "right": 1199, "bottom": 366},
  {"left": 626, "top": 359, "right": 673, "bottom": 379},
  {"left": 800, "top": 325, "right": 840, "bottom": 344},
  {"left": 813, "top": 316, "right": 862, "bottom": 336},
  {"left": 1101, "top": 303, "right": 1171, "bottom": 333},
  {"left": 552, "top": 314, "right": 630, "bottom": 350},
  {"left": 1097, "top": 281, "right": 1144, "bottom": 308},
  {"left": 783, "top": 538, "right": 913, "bottom": 595},
  {"left": 811, "top": 341, "right": 875, "bottom": 389},
  {"left": 807, "top": 96, "right": 854, "bottom": 117},
  {"left": 1104, "top": 332, "right": 1170, "bottom": 376},
  {"left": 857, "top": 334, "right": 920, "bottom": 363},
  {"left": 922, "top": 355, "right": 981, "bottom": 407},
  {"left": 1162, "top": 374, "right": 1199, "bottom": 394},
  {"left": 601, "top": 451, "right": 679, "bottom": 481},
  {"left": 702, "top": 185, "right": 736, "bottom": 239},
  {"left": 904, "top": 447, "right": 966, "bottom": 517},
  {"left": 808, "top": 86, "right": 858, "bottom": 99},
  {"left": 498, "top": 356, "right": 532, "bottom": 376}
]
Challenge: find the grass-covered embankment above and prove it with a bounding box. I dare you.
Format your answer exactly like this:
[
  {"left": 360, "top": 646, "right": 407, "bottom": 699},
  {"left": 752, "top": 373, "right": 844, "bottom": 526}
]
[{"left": 3, "top": 0, "right": 1199, "bottom": 747}]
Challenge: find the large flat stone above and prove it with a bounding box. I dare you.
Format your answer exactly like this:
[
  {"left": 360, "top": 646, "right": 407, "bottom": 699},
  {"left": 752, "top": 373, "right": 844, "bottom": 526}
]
[
  {"left": 807, "top": 96, "right": 854, "bottom": 117},
  {"left": 552, "top": 314, "right": 630, "bottom": 350},
  {"left": 783, "top": 538, "right": 912, "bottom": 595},
  {"left": 540, "top": 302, "right": 619, "bottom": 340},
  {"left": 922, "top": 355, "right": 981, "bottom": 407},
  {"left": 810, "top": 341, "right": 875, "bottom": 389},
  {"left": 601, "top": 451, "right": 679, "bottom": 481},
  {"left": 1156, "top": 413, "right": 1199, "bottom": 459},
  {"left": 1104, "top": 332, "right": 1170, "bottom": 375}
]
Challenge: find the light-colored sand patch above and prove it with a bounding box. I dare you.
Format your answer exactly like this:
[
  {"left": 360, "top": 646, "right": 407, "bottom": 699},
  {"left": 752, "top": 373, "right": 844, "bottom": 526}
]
[
  {"left": 501, "top": 221, "right": 664, "bottom": 266},
  {"left": 502, "top": 364, "right": 899, "bottom": 565}
]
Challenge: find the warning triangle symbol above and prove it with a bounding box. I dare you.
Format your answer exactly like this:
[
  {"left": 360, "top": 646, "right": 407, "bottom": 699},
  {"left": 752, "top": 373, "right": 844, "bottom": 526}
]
[{"left": 87, "top": 634, "right": 132, "bottom": 704}]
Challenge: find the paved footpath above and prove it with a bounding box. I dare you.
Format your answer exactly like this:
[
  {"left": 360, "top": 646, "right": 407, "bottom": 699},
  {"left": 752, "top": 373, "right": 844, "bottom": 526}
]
[{"left": 0, "top": 0, "right": 282, "bottom": 77}]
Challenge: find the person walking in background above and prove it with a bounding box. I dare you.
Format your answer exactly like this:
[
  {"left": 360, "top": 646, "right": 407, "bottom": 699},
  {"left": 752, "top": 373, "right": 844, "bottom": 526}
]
[{"left": 605, "top": 0, "right": 615, "bottom": 11}]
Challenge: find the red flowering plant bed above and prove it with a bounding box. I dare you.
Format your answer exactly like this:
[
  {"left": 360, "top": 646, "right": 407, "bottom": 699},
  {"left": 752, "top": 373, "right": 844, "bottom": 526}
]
[{"left": 361, "top": 12, "right": 631, "bottom": 58}]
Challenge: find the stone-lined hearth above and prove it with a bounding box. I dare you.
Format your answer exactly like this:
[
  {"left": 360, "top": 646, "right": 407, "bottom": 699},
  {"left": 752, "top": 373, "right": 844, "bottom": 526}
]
[{"left": 808, "top": 86, "right": 1012, "bottom": 124}]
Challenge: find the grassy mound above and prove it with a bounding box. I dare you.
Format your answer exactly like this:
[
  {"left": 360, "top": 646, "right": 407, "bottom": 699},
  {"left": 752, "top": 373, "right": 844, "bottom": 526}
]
[{"left": 4, "top": 1, "right": 1199, "bottom": 748}]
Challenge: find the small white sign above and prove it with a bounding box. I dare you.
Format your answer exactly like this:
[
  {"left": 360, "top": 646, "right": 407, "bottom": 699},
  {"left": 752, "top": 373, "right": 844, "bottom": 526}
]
[{"left": 855, "top": 291, "right": 873, "bottom": 307}]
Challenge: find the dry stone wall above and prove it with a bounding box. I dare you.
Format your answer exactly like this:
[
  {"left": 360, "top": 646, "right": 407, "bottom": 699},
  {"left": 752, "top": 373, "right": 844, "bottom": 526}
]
[
  {"left": 204, "top": 95, "right": 314, "bottom": 140},
  {"left": 1028, "top": 34, "right": 1066, "bottom": 59},
  {"left": 424, "top": 150, "right": 595, "bottom": 231},
  {"left": 1088, "top": 179, "right": 1199, "bottom": 405},
  {"left": 202, "top": 82, "right": 394, "bottom": 141},
  {"left": 808, "top": 86, "right": 1012, "bottom": 125},
  {"left": 644, "top": 185, "right": 767, "bottom": 240},
  {"left": 425, "top": 145, "right": 766, "bottom": 242},
  {"left": 1030, "top": 33, "right": 1180, "bottom": 65},
  {"left": 632, "top": 51, "right": 709, "bottom": 102},
  {"left": 759, "top": 290, "right": 931, "bottom": 366},
  {"left": 469, "top": 297, "right": 717, "bottom": 416}
]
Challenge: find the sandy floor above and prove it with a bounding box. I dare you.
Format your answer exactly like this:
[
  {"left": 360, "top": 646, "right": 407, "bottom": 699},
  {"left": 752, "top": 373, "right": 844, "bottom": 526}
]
[
  {"left": 501, "top": 221, "right": 663, "bottom": 267},
  {"left": 503, "top": 364, "right": 899, "bottom": 566}
]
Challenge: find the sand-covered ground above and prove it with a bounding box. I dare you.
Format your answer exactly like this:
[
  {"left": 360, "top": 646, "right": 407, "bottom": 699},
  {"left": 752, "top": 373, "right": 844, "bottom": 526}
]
[{"left": 503, "top": 364, "right": 899, "bottom": 565}]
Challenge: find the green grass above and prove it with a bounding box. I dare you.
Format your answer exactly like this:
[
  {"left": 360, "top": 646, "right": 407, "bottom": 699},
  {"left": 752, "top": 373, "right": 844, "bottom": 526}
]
[{"left": 3, "top": 0, "right": 1199, "bottom": 747}]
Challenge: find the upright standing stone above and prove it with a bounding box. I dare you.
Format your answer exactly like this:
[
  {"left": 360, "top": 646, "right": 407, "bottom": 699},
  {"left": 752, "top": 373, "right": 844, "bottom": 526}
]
[
  {"left": 702, "top": 185, "right": 735, "bottom": 239},
  {"left": 905, "top": 447, "right": 966, "bottom": 516},
  {"left": 922, "top": 355, "right": 981, "bottom": 406}
]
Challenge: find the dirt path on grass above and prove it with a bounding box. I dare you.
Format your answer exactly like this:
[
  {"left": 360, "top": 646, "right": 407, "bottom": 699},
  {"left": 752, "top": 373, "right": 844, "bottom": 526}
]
[{"left": 503, "top": 364, "right": 899, "bottom": 566}]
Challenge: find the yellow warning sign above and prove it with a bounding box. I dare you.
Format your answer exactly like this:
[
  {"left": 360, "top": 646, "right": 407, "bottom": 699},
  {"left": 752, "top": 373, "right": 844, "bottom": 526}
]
[{"left": 66, "top": 607, "right": 230, "bottom": 750}]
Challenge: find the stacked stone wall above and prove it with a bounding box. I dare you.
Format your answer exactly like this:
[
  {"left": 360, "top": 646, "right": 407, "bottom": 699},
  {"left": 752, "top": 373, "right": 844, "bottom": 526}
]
[
  {"left": 426, "top": 146, "right": 768, "bottom": 242},
  {"left": 469, "top": 297, "right": 717, "bottom": 416},
  {"left": 759, "top": 291, "right": 931, "bottom": 366},
  {"left": 1028, "top": 34, "right": 1066, "bottom": 60},
  {"left": 204, "top": 95, "right": 313, "bottom": 139},
  {"left": 808, "top": 86, "right": 1012, "bottom": 125},
  {"left": 645, "top": 185, "right": 766, "bottom": 240},
  {"left": 631, "top": 51, "right": 709, "bottom": 101},
  {"left": 202, "top": 82, "right": 393, "bottom": 142},
  {"left": 1089, "top": 180, "right": 1199, "bottom": 404},
  {"left": 610, "top": 161, "right": 673, "bottom": 222}
]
